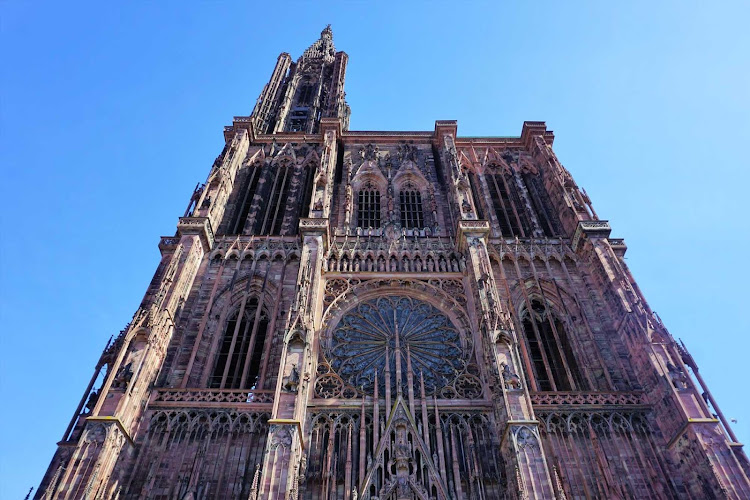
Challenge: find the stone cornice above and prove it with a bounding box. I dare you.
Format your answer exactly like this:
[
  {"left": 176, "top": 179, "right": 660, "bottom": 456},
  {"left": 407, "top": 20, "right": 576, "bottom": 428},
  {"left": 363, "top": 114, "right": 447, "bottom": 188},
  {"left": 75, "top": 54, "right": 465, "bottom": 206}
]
[
  {"left": 456, "top": 219, "right": 490, "bottom": 250},
  {"left": 571, "top": 220, "right": 612, "bottom": 250},
  {"left": 177, "top": 217, "right": 215, "bottom": 250},
  {"left": 268, "top": 418, "right": 306, "bottom": 451},
  {"left": 85, "top": 416, "right": 135, "bottom": 446}
]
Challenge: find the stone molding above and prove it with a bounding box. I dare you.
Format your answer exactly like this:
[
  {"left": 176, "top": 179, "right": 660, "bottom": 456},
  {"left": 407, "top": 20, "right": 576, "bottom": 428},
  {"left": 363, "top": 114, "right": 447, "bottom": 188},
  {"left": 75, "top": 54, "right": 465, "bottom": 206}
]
[{"left": 177, "top": 216, "right": 215, "bottom": 249}]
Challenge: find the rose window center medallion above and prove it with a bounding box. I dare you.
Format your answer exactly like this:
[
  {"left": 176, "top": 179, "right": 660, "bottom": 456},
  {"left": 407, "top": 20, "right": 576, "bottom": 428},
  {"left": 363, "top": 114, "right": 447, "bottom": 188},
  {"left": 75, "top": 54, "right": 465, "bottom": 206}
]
[{"left": 325, "top": 295, "right": 467, "bottom": 396}]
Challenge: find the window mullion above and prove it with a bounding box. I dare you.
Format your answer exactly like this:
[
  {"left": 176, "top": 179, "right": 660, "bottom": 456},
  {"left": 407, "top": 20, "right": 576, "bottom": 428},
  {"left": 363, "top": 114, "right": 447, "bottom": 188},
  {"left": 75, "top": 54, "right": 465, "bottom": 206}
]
[
  {"left": 240, "top": 301, "right": 266, "bottom": 389},
  {"left": 220, "top": 296, "right": 250, "bottom": 388}
]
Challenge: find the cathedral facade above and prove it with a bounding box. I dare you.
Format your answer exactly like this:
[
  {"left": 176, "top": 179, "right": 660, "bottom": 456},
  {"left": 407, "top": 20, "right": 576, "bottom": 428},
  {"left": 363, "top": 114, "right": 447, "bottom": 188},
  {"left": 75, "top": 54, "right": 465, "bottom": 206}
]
[{"left": 37, "top": 27, "right": 750, "bottom": 499}]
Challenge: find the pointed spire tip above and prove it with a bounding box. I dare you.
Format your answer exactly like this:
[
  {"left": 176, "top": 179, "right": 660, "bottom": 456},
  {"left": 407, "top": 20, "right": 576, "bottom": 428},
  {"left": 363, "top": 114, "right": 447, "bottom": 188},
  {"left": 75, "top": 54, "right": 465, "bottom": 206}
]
[{"left": 322, "top": 24, "right": 333, "bottom": 40}]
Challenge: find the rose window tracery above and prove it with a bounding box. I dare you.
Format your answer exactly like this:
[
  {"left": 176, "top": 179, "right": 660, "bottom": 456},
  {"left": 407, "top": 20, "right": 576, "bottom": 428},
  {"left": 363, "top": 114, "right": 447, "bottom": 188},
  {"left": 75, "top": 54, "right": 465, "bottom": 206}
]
[{"left": 323, "top": 295, "right": 469, "bottom": 396}]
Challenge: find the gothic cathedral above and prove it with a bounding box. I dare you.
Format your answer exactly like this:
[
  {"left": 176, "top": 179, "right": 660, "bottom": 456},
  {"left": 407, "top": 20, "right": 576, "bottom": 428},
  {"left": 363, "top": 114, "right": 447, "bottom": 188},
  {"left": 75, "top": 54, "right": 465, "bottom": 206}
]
[{"left": 37, "top": 26, "right": 750, "bottom": 500}]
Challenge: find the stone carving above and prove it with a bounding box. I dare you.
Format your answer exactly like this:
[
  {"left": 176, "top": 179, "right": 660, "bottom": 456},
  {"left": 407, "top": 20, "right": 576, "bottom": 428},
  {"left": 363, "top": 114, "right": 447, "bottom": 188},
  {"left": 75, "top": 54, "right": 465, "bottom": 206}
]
[
  {"left": 152, "top": 388, "right": 274, "bottom": 405},
  {"left": 270, "top": 425, "right": 293, "bottom": 449},
  {"left": 515, "top": 426, "right": 538, "bottom": 450},
  {"left": 502, "top": 363, "right": 523, "bottom": 390},
  {"left": 84, "top": 389, "right": 99, "bottom": 413},
  {"left": 531, "top": 391, "right": 644, "bottom": 407},
  {"left": 396, "top": 142, "right": 417, "bottom": 163},
  {"left": 284, "top": 363, "right": 300, "bottom": 393},
  {"left": 112, "top": 362, "right": 133, "bottom": 389},
  {"left": 359, "top": 143, "right": 379, "bottom": 161},
  {"left": 667, "top": 362, "right": 689, "bottom": 389}
]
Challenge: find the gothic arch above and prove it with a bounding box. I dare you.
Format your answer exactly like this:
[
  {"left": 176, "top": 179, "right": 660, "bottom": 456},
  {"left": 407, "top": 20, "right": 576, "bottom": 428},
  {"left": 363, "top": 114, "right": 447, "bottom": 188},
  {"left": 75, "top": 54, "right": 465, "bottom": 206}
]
[
  {"left": 351, "top": 159, "right": 387, "bottom": 190},
  {"left": 392, "top": 166, "right": 429, "bottom": 192},
  {"left": 511, "top": 285, "right": 587, "bottom": 392},
  {"left": 207, "top": 296, "right": 272, "bottom": 390},
  {"left": 196, "top": 276, "right": 279, "bottom": 387},
  {"left": 322, "top": 279, "right": 471, "bottom": 336}
]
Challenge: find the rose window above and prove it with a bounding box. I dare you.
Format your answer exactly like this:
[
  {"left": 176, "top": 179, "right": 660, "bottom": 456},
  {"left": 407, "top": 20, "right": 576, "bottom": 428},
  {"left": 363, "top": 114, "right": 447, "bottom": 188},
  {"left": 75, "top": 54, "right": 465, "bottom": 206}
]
[{"left": 324, "top": 295, "right": 467, "bottom": 396}]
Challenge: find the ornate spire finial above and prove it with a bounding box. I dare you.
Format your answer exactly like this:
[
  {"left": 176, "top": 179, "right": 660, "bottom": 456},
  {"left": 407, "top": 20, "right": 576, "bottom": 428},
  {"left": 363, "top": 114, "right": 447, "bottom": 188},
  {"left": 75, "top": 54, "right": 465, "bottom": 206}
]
[{"left": 321, "top": 24, "right": 333, "bottom": 40}]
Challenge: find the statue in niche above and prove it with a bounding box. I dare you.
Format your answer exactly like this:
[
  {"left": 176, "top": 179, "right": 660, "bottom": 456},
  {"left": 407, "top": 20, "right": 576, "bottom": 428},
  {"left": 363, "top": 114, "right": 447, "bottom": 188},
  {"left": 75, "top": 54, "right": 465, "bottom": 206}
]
[
  {"left": 502, "top": 363, "right": 522, "bottom": 390},
  {"left": 313, "top": 188, "right": 324, "bottom": 211},
  {"left": 344, "top": 183, "right": 353, "bottom": 226},
  {"left": 298, "top": 453, "right": 308, "bottom": 482},
  {"left": 84, "top": 389, "right": 99, "bottom": 413},
  {"left": 284, "top": 363, "right": 300, "bottom": 393},
  {"left": 666, "top": 362, "right": 689, "bottom": 389},
  {"left": 112, "top": 362, "right": 133, "bottom": 389}
]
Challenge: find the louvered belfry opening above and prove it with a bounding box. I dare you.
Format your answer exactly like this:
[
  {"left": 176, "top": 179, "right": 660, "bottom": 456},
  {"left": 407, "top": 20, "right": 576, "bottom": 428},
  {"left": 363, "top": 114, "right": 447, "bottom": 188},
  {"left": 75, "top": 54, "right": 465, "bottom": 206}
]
[{"left": 210, "top": 298, "right": 269, "bottom": 390}]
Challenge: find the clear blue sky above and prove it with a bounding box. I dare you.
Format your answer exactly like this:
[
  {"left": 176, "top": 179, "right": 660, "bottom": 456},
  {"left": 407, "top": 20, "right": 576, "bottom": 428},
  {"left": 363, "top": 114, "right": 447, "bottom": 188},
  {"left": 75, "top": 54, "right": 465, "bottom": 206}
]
[{"left": 2, "top": 1, "right": 749, "bottom": 496}]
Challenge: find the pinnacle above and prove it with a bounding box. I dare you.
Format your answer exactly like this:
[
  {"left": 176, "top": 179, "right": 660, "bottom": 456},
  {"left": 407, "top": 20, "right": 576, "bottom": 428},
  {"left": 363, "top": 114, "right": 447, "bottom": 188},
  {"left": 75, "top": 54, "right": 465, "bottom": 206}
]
[
  {"left": 301, "top": 25, "right": 336, "bottom": 62},
  {"left": 321, "top": 24, "right": 333, "bottom": 40}
]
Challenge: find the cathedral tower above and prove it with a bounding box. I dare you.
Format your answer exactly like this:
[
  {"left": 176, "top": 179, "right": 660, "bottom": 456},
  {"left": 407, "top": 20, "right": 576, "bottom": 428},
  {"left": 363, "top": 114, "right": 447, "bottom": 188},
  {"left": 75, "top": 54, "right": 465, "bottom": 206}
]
[{"left": 37, "top": 27, "right": 750, "bottom": 499}]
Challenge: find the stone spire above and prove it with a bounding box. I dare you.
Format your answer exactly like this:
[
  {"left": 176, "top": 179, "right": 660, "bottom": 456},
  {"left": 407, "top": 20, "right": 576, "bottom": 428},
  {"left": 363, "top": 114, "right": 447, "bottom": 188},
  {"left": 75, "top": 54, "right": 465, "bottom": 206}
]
[{"left": 301, "top": 24, "right": 336, "bottom": 63}]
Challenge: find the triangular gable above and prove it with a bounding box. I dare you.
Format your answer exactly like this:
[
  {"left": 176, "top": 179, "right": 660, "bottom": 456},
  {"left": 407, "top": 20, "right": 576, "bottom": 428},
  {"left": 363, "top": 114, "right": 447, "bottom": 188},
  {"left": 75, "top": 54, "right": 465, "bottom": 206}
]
[
  {"left": 301, "top": 148, "right": 321, "bottom": 168},
  {"left": 272, "top": 142, "right": 297, "bottom": 166},
  {"left": 484, "top": 147, "right": 511, "bottom": 172},
  {"left": 352, "top": 159, "right": 388, "bottom": 189},
  {"left": 359, "top": 395, "right": 450, "bottom": 499},
  {"left": 392, "top": 161, "right": 429, "bottom": 189}
]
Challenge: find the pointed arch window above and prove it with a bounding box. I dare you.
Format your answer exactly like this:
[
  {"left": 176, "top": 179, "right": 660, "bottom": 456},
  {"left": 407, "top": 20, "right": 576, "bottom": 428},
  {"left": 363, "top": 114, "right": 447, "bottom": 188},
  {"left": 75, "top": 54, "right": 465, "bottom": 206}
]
[
  {"left": 521, "top": 300, "right": 585, "bottom": 391},
  {"left": 357, "top": 188, "right": 381, "bottom": 228},
  {"left": 298, "top": 83, "right": 314, "bottom": 107},
  {"left": 521, "top": 172, "right": 560, "bottom": 237},
  {"left": 210, "top": 298, "right": 269, "bottom": 389},
  {"left": 485, "top": 172, "right": 531, "bottom": 237},
  {"left": 399, "top": 189, "right": 424, "bottom": 229},
  {"left": 257, "top": 165, "right": 292, "bottom": 235},
  {"left": 229, "top": 164, "right": 263, "bottom": 235}
]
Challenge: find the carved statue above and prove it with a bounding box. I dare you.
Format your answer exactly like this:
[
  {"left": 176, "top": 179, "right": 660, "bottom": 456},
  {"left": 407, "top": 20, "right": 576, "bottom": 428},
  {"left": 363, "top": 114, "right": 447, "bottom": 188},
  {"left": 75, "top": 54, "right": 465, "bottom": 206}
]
[
  {"left": 502, "top": 363, "right": 522, "bottom": 390},
  {"left": 84, "top": 389, "right": 99, "bottom": 413},
  {"left": 345, "top": 183, "right": 353, "bottom": 225},
  {"left": 284, "top": 363, "right": 300, "bottom": 393},
  {"left": 113, "top": 362, "right": 133, "bottom": 389},
  {"left": 666, "top": 362, "right": 689, "bottom": 389},
  {"left": 298, "top": 453, "right": 308, "bottom": 482}
]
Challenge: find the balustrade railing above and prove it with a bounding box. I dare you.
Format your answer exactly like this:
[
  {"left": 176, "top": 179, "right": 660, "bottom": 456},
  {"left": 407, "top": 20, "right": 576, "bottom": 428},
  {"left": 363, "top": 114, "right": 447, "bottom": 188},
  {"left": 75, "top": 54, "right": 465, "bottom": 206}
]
[
  {"left": 531, "top": 391, "right": 645, "bottom": 407},
  {"left": 152, "top": 388, "right": 274, "bottom": 406}
]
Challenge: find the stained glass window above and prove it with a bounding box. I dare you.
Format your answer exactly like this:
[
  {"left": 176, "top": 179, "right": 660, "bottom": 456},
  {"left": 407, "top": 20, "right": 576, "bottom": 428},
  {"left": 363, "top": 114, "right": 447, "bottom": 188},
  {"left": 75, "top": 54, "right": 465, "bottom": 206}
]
[{"left": 325, "top": 296, "right": 465, "bottom": 395}]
